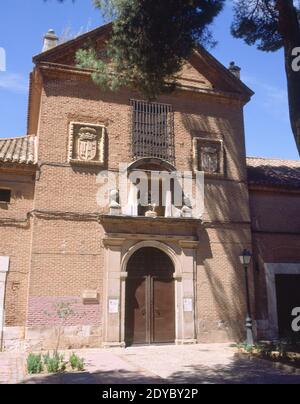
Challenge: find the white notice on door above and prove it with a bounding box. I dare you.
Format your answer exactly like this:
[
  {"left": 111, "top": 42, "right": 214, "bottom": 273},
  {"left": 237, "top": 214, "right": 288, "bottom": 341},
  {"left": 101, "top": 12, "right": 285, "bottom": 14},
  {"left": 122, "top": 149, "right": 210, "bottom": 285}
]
[{"left": 109, "top": 299, "right": 119, "bottom": 314}]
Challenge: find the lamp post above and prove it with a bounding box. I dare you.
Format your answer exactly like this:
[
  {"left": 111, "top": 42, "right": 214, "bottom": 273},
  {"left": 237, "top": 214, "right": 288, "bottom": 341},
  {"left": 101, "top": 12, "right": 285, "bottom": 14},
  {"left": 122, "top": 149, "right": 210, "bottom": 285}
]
[{"left": 239, "top": 249, "right": 254, "bottom": 346}]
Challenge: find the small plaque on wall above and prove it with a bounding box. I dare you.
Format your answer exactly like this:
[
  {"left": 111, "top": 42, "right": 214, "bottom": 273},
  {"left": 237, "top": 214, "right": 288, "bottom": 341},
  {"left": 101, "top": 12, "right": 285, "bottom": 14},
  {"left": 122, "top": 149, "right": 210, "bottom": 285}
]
[
  {"left": 183, "top": 298, "right": 193, "bottom": 313},
  {"left": 82, "top": 290, "right": 99, "bottom": 305},
  {"left": 109, "top": 299, "right": 119, "bottom": 314}
]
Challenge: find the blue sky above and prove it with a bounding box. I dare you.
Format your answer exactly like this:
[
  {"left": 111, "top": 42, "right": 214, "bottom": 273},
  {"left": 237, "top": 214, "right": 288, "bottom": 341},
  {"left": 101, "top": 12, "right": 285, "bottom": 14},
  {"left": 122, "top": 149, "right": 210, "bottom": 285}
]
[{"left": 0, "top": 0, "right": 298, "bottom": 159}]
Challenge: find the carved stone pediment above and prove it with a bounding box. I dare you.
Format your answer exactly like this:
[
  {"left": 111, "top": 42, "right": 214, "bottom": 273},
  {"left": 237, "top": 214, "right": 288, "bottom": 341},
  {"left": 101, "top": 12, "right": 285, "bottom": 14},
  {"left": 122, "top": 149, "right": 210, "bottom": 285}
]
[{"left": 68, "top": 122, "right": 106, "bottom": 166}]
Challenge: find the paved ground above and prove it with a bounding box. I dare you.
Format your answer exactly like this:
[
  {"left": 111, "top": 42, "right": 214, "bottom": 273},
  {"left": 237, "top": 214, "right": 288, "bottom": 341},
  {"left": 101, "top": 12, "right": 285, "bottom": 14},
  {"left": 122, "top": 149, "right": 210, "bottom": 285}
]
[
  {"left": 0, "top": 352, "right": 24, "bottom": 384},
  {"left": 1, "top": 344, "right": 300, "bottom": 384}
]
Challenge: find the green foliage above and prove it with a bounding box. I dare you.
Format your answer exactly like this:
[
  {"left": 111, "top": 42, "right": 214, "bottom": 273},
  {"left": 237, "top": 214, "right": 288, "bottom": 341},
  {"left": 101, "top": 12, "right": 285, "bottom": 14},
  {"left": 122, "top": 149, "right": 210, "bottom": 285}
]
[
  {"left": 77, "top": 0, "right": 225, "bottom": 99},
  {"left": 44, "top": 301, "right": 75, "bottom": 352},
  {"left": 231, "top": 0, "right": 282, "bottom": 52},
  {"left": 238, "top": 338, "right": 300, "bottom": 361},
  {"left": 27, "top": 353, "right": 43, "bottom": 375},
  {"left": 43, "top": 352, "right": 67, "bottom": 374},
  {"left": 236, "top": 342, "right": 255, "bottom": 354},
  {"left": 27, "top": 351, "right": 85, "bottom": 375},
  {"left": 69, "top": 353, "right": 85, "bottom": 371},
  {"left": 54, "top": 302, "right": 75, "bottom": 320},
  {"left": 231, "top": 0, "right": 300, "bottom": 52},
  {"left": 231, "top": 0, "right": 300, "bottom": 155}
]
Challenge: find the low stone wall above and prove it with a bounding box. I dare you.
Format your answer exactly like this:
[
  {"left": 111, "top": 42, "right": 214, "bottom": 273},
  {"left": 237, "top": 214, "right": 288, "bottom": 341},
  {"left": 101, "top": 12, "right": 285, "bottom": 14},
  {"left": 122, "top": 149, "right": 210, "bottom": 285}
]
[
  {"left": 2, "top": 327, "right": 26, "bottom": 352},
  {"left": 2, "top": 325, "right": 102, "bottom": 352}
]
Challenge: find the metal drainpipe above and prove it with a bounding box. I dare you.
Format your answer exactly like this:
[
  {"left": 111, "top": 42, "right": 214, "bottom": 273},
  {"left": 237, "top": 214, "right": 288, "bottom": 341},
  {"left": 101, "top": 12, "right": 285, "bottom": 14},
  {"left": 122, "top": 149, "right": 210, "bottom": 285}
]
[
  {"left": 193, "top": 250, "right": 198, "bottom": 342},
  {"left": 0, "top": 257, "right": 10, "bottom": 351}
]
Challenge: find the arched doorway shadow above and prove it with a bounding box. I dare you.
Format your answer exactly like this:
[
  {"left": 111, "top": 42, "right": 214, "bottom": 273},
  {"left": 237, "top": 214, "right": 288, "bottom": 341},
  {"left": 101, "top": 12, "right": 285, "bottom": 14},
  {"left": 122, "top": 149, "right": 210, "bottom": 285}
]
[{"left": 125, "top": 247, "right": 176, "bottom": 346}]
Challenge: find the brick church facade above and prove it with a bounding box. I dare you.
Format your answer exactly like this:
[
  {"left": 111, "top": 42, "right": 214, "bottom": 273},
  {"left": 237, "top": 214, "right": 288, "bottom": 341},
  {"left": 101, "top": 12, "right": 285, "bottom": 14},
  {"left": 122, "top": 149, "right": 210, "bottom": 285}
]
[{"left": 0, "top": 25, "right": 299, "bottom": 351}]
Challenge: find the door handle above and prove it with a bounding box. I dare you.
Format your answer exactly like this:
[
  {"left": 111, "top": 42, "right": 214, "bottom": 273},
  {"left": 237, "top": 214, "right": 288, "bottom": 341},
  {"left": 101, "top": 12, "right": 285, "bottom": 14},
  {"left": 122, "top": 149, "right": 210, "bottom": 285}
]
[
  {"left": 154, "top": 308, "right": 161, "bottom": 317},
  {"left": 141, "top": 308, "right": 146, "bottom": 317}
]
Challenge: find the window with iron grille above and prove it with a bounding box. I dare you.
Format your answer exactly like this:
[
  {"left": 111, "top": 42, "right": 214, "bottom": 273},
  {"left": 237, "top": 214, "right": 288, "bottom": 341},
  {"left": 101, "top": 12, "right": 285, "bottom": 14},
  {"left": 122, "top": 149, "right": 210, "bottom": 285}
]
[{"left": 131, "top": 100, "right": 175, "bottom": 164}]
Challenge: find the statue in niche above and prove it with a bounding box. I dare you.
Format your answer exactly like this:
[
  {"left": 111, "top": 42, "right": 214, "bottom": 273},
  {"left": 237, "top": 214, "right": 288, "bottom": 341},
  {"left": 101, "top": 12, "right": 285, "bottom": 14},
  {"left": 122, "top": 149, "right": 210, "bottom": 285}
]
[
  {"left": 181, "top": 194, "right": 193, "bottom": 218},
  {"left": 109, "top": 189, "right": 121, "bottom": 216},
  {"left": 201, "top": 146, "right": 219, "bottom": 174},
  {"left": 145, "top": 203, "right": 157, "bottom": 218}
]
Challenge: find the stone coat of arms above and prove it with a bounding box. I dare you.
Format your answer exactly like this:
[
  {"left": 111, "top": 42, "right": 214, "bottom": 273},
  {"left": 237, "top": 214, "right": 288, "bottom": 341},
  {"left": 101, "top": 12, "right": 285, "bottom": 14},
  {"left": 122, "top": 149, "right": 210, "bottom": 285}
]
[
  {"left": 78, "top": 127, "right": 98, "bottom": 161},
  {"left": 68, "top": 122, "right": 106, "bottom": 166},
  {"left": 201, "top": 146, "right": 219, "bottom": 174}
]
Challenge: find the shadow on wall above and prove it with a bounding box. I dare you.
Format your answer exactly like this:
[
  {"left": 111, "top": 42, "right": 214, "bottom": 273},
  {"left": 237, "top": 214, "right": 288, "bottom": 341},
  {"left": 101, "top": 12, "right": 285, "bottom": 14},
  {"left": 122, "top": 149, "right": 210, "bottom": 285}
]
[
  {"left": 253, "top": 238, "right": 300, "bottom": 338},
  {"left": 181, "top": 111, "right": 247, "bottom": 181},
  {"left": 196, "top": 229, "right": 247, "bottom": 343},
  {"left": 181, "top": 111, "right": 252, "bottom": 343}
]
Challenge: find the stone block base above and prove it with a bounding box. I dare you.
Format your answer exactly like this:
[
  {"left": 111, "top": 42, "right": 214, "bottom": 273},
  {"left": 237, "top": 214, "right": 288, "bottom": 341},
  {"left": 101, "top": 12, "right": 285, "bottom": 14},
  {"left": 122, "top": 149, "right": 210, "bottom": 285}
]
[
  {"left": 175, "top": 339, "right": 197, "bottom": 345},
  {"left": 2, "top": 325, "right": 103, "bottom": 352},
  {"left": 102, "top": 342, "right": 126, "bottom": 349},
  {"left": 2, "top": 327, "right": 26, "bottom": 352},
  {"left": 197, "top": 319, "right": 244, "bottom": 343}
]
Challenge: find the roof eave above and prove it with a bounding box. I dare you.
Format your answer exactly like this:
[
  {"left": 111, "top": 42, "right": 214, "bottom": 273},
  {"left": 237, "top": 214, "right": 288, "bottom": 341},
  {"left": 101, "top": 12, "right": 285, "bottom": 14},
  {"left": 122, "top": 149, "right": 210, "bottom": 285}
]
[
  {"left": 194, "top": 46, "right": 254, "bottom": 99},
  {"left": 33, "top": 22, "right": 112, "bottom": 64}
]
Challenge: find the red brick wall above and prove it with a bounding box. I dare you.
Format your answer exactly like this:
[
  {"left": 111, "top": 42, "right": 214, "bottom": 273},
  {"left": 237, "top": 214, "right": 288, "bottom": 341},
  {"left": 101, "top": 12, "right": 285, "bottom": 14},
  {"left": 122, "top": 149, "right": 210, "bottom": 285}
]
[
  {"left": 249, "top": 188, "right": 300, "bottom": 332},
  {"left": 0, "top": 172, "right": 35, "bottom": 326},
  {"left": 27, "top": 296, "right": 101, "bottom": 327},
  {"left": 27, "top": 71, "right": 252, "bottom": 342},
  {"left": 2, "top": 64, "right": 254, "bottom": 345}
]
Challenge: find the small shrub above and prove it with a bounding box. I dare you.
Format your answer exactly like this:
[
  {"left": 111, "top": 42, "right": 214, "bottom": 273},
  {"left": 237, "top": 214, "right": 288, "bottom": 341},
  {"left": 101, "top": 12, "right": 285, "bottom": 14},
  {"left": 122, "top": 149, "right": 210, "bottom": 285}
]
[
  {"left": 69, "top": 352, "right": 78, "bottom": 370},
  {"left": 43, "top": 352, "right": 66, "bottom": 374},
  {"left": 69, "top": 352, "right": 85, "bottom": 371},
  {"left": 76, "top": 357, "right": 85, "bottom": 372},
  {"left": 237, "top": 342, "right": 254, "bottom": 354},
  {"left": 27, "top": 353, "right": 43, "bottom": 375}
]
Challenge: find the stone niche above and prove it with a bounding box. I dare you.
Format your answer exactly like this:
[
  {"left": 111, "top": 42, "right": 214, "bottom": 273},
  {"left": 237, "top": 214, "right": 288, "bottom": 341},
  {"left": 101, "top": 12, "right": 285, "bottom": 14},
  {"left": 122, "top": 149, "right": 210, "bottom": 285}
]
[{"left": 68, "top": 122, "right": 106, "bottom": 166}]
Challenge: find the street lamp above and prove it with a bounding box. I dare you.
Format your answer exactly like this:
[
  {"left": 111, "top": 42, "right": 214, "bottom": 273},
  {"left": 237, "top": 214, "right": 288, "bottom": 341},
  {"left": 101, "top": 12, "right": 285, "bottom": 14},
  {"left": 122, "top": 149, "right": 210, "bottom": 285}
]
[{"left": 239, "top": 249, "right": 254, "bottom": 346}]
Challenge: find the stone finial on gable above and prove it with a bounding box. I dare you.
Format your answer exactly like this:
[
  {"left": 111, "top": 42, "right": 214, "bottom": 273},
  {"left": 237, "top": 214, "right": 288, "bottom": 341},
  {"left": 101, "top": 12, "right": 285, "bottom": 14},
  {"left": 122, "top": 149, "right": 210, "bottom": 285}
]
[
  {"left": 228, "top": 61, "right": 241, "bottom": 80},
  {"left": 42, "top": 29, "right": 59, "bottom": 52}
]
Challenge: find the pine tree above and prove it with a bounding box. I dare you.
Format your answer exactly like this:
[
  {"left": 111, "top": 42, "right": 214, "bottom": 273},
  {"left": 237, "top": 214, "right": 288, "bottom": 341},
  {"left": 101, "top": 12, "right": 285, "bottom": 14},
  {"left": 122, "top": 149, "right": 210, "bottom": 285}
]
[
  {"left": 231, "top": 0, "right": 300, "bottom": 155},
  {"left": 76, "top": 1, "right": 225, "bottom": 100}
]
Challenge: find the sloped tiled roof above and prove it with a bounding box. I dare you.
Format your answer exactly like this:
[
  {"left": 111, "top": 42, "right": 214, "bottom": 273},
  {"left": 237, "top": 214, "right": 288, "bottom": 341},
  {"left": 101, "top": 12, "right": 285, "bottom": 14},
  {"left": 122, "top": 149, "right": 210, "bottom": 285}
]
[
  {"left": 0, "top": 136, "right": 37, "bottom": 165},
  {"left": 247, "top": 157, "right": 300, "bottom": 190}
]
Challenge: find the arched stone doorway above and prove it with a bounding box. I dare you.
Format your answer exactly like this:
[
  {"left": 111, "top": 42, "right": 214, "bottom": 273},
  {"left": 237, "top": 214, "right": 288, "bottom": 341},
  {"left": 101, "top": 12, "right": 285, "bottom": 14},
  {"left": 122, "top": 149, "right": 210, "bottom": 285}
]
[{"left": 125, "top": 247, "right": 175, "bottom": 346}]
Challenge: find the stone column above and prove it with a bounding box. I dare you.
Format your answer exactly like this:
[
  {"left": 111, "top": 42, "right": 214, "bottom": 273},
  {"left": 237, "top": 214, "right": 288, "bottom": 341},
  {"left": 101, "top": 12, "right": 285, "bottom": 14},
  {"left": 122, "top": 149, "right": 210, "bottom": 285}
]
[
  {"left": 0, "top": 256, "right": 9, "bottom": 351},
  {"left": 102, "top": 238, "right": 126, "bottom": 348},
  {"left": 178, "top": 241, "right": 198, "bottom": 344}
]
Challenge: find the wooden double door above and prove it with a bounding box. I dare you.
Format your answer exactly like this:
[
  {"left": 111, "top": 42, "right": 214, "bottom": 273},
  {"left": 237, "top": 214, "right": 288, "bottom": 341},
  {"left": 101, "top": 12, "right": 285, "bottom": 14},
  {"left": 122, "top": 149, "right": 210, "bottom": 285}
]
[{"left": 125, "top": 248, "right": 175, "bottom": 346}]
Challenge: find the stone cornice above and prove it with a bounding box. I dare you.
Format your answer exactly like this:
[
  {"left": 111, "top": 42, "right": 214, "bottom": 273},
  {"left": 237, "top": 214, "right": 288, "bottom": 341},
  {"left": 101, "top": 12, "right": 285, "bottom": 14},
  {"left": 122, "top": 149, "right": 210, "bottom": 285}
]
[
  {"left": 248, "top": 184, "right": 300, "bottom": 194},
  {"left": 36, "top": 62, "right": 249, "bottom": 104},
  {"left": 103, "top": 233, "right": 197, "bottom": 244},
  {"left": 179, "top": 240, "right": 200, "bottom": 249},
  {"left": 99, "top": 214, "right": 202, "bottom": 227},
  {"left": 0, "top": 164, "right": 37, "bottom": 176}
]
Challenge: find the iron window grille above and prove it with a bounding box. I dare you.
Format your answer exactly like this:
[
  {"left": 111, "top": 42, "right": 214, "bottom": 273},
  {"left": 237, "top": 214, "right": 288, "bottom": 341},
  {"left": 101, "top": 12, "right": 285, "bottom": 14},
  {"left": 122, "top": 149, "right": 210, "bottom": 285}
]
[{"left": 131, "top": 100, "right": 175, "bottom": 164}]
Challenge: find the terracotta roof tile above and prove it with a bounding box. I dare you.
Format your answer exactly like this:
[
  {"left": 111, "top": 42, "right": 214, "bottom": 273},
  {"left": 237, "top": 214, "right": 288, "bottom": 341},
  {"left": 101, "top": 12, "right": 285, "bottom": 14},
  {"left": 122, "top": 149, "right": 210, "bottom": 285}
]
[
  {"left": 247, "top": 157, "right": 300, "bottom": 190},
  {"left": 0, "top": 136, "right": 37, "bottom": 165}
]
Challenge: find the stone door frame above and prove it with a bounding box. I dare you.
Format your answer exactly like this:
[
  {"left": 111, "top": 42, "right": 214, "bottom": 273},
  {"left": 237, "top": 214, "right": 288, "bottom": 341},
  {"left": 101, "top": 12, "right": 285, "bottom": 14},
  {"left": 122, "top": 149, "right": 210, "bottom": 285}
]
[
  {"left": 265, "top": 263, "right": 300, "bottom": 340},
  {"left": 103, "top": 236, "right": 198, "bottom": 347}
]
